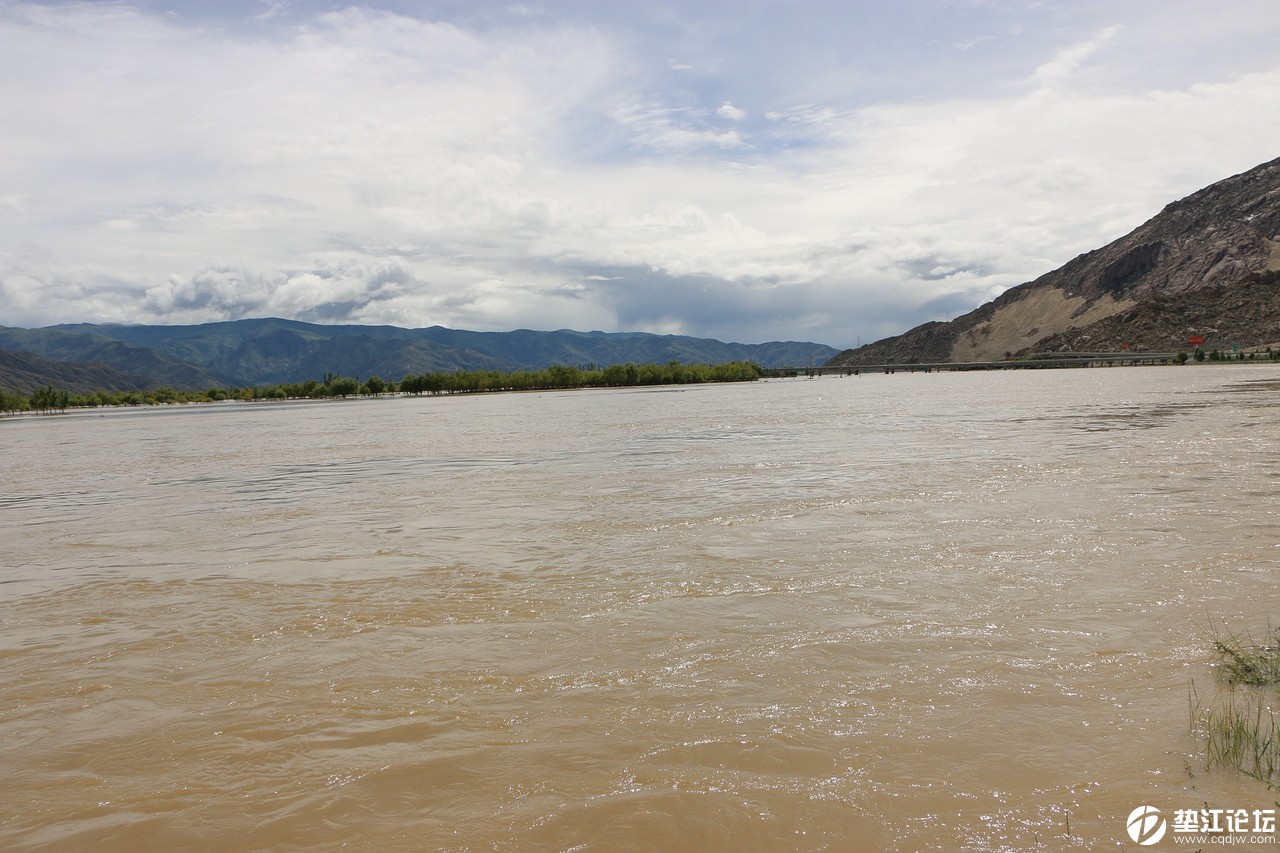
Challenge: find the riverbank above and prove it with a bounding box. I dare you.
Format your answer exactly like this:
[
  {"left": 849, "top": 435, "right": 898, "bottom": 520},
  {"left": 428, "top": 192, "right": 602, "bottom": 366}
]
[{"left": 0, "top": 360, "right": 762, "bottom": 415}]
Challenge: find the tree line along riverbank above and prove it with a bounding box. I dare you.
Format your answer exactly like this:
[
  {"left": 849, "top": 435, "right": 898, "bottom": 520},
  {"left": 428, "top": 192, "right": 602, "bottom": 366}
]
[{"left": 0, "top": 361, "right": 764, "bottom": 415}]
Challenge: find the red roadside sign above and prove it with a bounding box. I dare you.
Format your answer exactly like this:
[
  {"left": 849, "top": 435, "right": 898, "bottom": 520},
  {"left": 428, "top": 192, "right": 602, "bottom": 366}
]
[{"left": 1188, "top": 335, "right": 1206, "bottom": 346}]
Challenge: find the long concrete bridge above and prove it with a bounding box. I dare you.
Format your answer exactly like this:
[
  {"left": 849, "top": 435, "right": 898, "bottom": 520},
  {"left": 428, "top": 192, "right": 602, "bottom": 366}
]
[{"left": 777, "top": 352, "right": 1182, "bottom": 376}]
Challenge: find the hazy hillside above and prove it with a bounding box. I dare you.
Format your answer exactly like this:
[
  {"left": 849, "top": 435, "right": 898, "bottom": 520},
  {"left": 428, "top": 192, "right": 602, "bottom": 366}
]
[
  {"left": 4, "top": 319, "right": 838, "bottom": 390},
  {"left": 410, "top": 326, "right": 838, "bottom": 370},
  {"left": 0, "top": 327, "right": 229, "bottom": 389},
  {"left": 829, "top": 156, "right": 1280, "bottom": 366},
  {"left": 0, "top": 349, "right": 156, "bottom": 395}
]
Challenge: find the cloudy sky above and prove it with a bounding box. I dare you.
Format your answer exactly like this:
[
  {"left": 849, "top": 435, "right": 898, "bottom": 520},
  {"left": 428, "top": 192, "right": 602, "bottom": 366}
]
[{"left": 2, "top": 0, "right": 1279, "bottom": 347}]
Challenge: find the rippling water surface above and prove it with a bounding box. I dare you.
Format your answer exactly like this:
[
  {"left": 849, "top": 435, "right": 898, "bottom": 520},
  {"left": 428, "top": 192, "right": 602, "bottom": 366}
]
[{"left": 3, "top": 366, "right": 1280, "bottom": 851}]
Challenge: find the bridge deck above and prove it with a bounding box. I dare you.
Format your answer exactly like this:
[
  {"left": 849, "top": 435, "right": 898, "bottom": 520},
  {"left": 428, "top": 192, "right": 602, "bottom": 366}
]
[{"left": 780, "top": 352, "right": 1181, "bottom": 376}]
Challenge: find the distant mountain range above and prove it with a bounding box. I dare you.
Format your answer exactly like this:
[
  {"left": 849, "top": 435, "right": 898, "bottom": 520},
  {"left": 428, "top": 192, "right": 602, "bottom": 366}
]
[
  {"left": 0, "top": 319, "right": 839, "bottom": 393},
  {"left": 0, "top": 349, "right": 159, "bottom": 395},
  {"left": 828, "top": 155, "right": 1280, "bottom": 366},
  {"left": 18, "top": 157, "right": 1275, "bottom": 393}
]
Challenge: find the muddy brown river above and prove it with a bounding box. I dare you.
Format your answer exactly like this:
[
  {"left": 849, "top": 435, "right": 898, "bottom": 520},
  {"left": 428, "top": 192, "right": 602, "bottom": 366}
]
[{"left": 3, "top": 366, "right": 1279, "bottom": 851}]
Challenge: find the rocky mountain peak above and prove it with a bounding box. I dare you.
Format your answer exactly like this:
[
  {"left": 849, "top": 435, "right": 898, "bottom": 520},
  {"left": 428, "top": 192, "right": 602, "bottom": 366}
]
[{"left": 829, "top": 155, "right": 1280, "bottom": 366}]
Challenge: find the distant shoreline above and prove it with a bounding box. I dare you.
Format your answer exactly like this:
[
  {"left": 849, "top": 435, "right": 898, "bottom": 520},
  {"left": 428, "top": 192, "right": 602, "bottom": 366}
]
[
  {"left": 8, "top": 357, "right": 1280, "bottom": 422},
  {"left": 0, "top": 360, "right": 765, "bottom": 417}
]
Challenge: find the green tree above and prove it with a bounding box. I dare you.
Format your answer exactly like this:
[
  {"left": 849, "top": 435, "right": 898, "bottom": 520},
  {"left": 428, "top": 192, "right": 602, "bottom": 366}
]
[
  {"left": 328, "top": 377, "right": 360, "bottom": 398},
  {"left": 30, "top": 385, "right": 70, "bottom": 413},
  {"left": 421, "top": 373, "right": 446, "bottom": 395},
  {"left": 0, "top": 389, "right": 30, "bottom": 414},
  {"left": 544, "top": 365, "right": 582, "bottom": 388}
]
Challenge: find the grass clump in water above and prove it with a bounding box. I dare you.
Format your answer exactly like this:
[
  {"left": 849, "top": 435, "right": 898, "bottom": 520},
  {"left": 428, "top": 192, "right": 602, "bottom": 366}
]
[
  {"left": 1212, "top": 626, "right": 1280, "bottom": 686},
  {"left": 1197, "top": 687, "right": 1280, "bottom": 782},
  {"left": 1192, "top": 623, "right": 1280, "bottom": 782}
]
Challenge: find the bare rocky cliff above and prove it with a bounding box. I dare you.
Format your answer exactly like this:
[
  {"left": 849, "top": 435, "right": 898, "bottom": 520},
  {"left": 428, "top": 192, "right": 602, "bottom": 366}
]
[{"left": 829, "top": 156, "right": 1280, "bottom": 366}]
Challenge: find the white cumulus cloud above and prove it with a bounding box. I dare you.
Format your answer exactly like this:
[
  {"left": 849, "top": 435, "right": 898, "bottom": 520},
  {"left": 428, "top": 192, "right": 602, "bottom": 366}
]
[
  {"left": 717, "top": 101, "right": 747, "bottom": 120},
  {"left": 2, "top": 0, "right": 1280, "bottom": 347}
]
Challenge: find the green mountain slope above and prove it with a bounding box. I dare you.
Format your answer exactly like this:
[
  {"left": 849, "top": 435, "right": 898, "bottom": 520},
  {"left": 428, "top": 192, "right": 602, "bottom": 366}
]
[
  {"left": 39, "top": 319, "right": 837, "bottom": 385},
  {"left": 0, "top": 327, "right": 229, "bottom": 389},
  {"left": 0, "top": 349, "right": 156, "bottom": 394}
]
